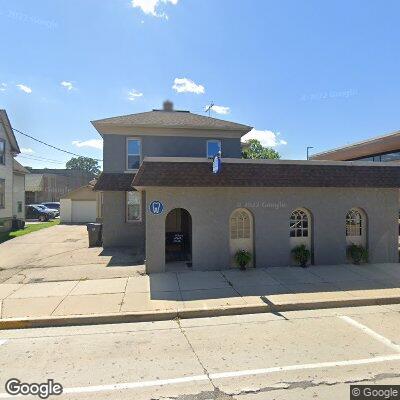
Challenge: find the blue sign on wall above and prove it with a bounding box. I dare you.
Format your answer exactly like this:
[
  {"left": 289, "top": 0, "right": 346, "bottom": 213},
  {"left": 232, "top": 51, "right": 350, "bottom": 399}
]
[{"left": 149, "top": 200, "right": 164, "bottom": 215}]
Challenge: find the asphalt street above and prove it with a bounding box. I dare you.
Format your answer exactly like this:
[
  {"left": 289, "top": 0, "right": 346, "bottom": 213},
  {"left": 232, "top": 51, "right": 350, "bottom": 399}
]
[{"left": 1, "top": 304, "right": 400, "bottom": 399}]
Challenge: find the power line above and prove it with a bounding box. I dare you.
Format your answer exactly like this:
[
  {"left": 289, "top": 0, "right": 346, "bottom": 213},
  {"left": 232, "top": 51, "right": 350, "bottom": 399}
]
[
  {"left": 12, "top": 128, "right": 103, "bottom": 162},
  {"left": 17, "top": 154, "right": 65, "bottom": 164}
]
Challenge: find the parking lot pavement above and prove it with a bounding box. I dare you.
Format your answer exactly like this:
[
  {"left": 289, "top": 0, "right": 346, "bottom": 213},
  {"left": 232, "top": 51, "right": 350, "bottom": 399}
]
[
  {"left": 0, "top": 305, "right": 400, "bottom": 399},
  {"left": 0, "top": 225, "right": 144, "bottom": 283}
]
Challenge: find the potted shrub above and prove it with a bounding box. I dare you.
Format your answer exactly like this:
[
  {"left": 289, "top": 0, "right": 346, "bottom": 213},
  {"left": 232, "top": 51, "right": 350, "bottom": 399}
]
[
  {"left": 291, "top": 244, "right": 311, "bottom": 268},
  {"left": 235, "top": 249, "right": 252, "bottom": 270},
  {"left": 347, "top": 244, "right": 368, "bottom": 265}
]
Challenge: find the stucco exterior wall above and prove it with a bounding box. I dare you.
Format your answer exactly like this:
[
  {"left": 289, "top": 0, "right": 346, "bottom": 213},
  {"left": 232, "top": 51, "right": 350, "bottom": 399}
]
[
  {"left": 103, "top": 134, "right": 241, "bottom": 173},
  {"left": 0, "top": 122, "right": 14, "bottom": 230},
  {"left": 102, "top": 191, "right": 146, "bottom": 254},
  {"left": 12, "top": 173, "right": 25, "bottom": 219},
  {"left": 144, "top": 187, "right": 399, "bottom": 273}
]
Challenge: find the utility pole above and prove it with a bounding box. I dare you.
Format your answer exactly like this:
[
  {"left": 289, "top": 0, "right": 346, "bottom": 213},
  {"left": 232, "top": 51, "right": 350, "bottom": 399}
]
[{"left": 307, "top": 146, "right": 314, "bottom": 160}]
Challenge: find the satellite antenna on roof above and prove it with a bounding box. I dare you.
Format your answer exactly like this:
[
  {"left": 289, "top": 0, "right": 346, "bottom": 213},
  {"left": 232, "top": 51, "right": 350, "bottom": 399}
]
[{"left": 204, "top": 101, "right": 214, "bottom": 117}]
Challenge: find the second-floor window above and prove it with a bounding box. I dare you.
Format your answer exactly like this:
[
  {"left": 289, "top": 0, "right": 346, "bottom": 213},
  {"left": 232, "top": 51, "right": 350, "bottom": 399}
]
[
  {"left": 0, "top": 139, "right": 5, "bottom": 165},
  {"left": 127, "top": 138, "right": 141, "bottom": 170},
  {"left": 207, "top": 140, "right": 221, "bottom": 159}
]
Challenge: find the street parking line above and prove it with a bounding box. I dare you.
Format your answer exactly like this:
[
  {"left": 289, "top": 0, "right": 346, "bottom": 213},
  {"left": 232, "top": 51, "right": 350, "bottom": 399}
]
[
  {"left": 340, "top": 315, "right": 400, "bottom": 352},
  {"left": 1, "top": 354, "right": 400, "bottom": 398}
]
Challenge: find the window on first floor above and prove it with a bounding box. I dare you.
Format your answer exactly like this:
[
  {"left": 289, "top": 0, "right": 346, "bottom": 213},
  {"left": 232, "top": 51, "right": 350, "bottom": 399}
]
[
  {"left": 346, "top": 209, "right": 363, "bottom": 236},
  {"left": 17, "top": 201, "right": 22, "bottom": 213},
  {"left": 0, "top": 179, "right": 4, "bottom": 208},
  {"left": 290, "top": 209, "right": 309, "bottom": 237},
  {"left": 127, "top": 138, "right": 141, "bottom": 170},
  {"left": 207, "top": 140, "right": 221, "bottom": 159},
  {"left": 126, "top": 191, "right": 141, "bottom": 222},
  {"left": 0, "top": 139, "right": 5, "bottom": 165},
  {"left": 230, "top": 209, "right": 251, "bottom": 239}
]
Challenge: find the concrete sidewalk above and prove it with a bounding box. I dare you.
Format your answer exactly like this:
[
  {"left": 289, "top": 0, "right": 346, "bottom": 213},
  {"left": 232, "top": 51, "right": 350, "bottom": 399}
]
[{"left": 1, "top": 263, "right": 400, "bottom": 328}]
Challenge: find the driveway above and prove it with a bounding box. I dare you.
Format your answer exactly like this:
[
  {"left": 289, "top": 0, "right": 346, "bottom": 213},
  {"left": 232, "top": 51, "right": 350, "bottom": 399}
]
[{"left": 0, "top": 225, "right": 144, "bottom": 284}]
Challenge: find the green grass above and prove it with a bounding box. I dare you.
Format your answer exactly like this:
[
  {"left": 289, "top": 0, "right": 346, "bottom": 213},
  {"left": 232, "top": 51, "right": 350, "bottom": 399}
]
[{"left": 0, "top": 219, "right": 60, "bottom": 244}]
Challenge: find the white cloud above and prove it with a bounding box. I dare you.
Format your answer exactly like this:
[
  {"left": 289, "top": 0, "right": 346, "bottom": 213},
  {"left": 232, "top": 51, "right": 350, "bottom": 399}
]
[
  {"left": 127, "top": 89, "right": 143, "bottom": 101},
  {"left": 131, "top": 0, "right": 178, "bottom": 19},
  {"left": 173, "top": 78, "right": 205, "bottom": 94},
  {"left": 16, "top": 84, "right": 32, "bottom": 94},
  {"left": 72, "top": 139, "right": 103, "bottom": 150},
  {"left": 241, "top": 129, "right": 287, "bottom": 147},
  {"left": 0, "top": 83, "right": 7, "bottom": 92},
  {"left": 21, "top": 148, "right": 34, "bottom": 154},
  {"left": 61, "top": 81, "right": 75, "bottom": 91},
  {"left": 205, "top": 104, "right": 230, "bottom": 115}
]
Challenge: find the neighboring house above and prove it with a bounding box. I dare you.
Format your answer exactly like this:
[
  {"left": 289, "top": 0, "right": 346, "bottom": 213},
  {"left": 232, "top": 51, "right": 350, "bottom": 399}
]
[
  {"left": 310, "top": 129, "right": 400, "bottom": 162},
  {"left": 0, "top": 110, "right": 25, "bottom": 232},
  {"left": 60, "top": 183, "right": 102, "bottom": 223},
  {"left": 25, "top": 169, "right": 95, "bottom": 204},
  {"left": 13, "top": 160, "right": 29, "bottom": 220},
  {"left": 93, "top": 101, "right": 400, "bottom": 273}
]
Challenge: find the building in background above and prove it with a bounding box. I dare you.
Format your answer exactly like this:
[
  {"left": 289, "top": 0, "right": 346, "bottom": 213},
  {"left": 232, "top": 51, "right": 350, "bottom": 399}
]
[
  {"left": 25, "top": 169, "right": 95, "bottom": 204},
  {"left": 0, "top": 109, "right": 26, "bottom": 232},
  {"left": 310, "top": 129, "right": 400, "bottom": 162},
  {"left": 60, "top": 182, "right": 102, "bottom": 224}
]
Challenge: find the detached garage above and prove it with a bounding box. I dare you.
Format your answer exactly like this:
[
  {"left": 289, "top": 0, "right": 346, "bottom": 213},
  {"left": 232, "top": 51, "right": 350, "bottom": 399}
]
[{"left": 60, "top": 185, "right": 101, "bottom": 223}]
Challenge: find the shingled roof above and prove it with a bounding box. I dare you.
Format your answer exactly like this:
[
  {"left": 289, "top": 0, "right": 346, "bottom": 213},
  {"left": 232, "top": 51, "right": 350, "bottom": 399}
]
[
  {"left": 133, "top": 158, "right": 400, "bottom": 188},
  {"left": 94, "top": 173, "right": 136, "bottom": 191},
  {"left": 92, "top": 110, "right": 252, "bottom": 132}
]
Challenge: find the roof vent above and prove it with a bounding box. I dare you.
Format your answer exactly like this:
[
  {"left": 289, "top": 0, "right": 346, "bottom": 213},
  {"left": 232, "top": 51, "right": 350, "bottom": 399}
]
[{"left": 163, "top": 100, "right": 173, "bottom": 112}]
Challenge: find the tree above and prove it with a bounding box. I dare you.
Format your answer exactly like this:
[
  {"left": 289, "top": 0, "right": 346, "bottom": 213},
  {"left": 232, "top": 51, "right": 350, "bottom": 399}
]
[
  {"left": 66, "top": 156, "right": 101, "bottom": 175},
  {"left": 241, "top": 139, "right": 281, "bottom": 159}
]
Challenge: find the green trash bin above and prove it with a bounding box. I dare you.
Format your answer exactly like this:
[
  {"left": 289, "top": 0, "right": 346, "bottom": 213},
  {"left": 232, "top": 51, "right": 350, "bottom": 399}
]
[{"left": 87, "top": 223, "right": 103, "bottom": 247}]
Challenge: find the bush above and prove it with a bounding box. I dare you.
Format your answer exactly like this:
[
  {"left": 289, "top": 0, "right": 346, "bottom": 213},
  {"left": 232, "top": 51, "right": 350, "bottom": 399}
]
[
  {"left": 347, "top": 244, "right": 368, "bottom": 265},
  {"left": 291, "top": 244, "right": 311, "bottom": 268},
  {"left": 234, "top": 249, "right": 252, "bottom": 270}
]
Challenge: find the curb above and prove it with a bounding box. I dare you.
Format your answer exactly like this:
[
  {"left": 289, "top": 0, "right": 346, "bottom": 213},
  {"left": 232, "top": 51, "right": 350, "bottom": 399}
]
[{"left": 1, "top": 296, "right": 400, "bottom": 330}]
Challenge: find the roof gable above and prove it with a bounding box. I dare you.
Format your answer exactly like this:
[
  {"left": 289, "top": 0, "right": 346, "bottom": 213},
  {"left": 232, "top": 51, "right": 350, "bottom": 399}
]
[{"left": 0, "top": 110, "right": 20, "bottom": 153}]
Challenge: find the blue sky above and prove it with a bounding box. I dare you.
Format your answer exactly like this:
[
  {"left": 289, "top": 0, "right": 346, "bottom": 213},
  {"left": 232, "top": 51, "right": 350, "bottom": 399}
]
[{"left": 1, "top": 0, "right": 399, "bottom": 168}]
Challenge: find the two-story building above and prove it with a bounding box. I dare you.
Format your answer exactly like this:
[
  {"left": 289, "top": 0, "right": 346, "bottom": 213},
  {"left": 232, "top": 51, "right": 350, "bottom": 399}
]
[
  {"left": 93, "top": 101, "right": 400, "bottom": 273},
  {"left": 0, "top": 110, "right": 27, "bottom": 232}
]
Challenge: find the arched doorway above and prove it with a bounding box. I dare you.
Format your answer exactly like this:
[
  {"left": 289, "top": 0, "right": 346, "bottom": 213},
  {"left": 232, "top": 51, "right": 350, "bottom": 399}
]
[
  {"left": 289, "top": 208, "right": 313, "bottom": 265},
  {"left": 165, "top": 208, "right": 192, "bottom": 266},
  {"left": 229, "top": 208, "right": 254, "bottom": 268}
]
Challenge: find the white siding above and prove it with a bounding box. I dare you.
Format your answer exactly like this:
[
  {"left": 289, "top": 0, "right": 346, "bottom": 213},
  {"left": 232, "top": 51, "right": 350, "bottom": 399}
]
[
  {"left": 0, "top": 122, "right": 14, "bottom": 222},
  {"left": 12, "top": 173, "right": 25, "bottom": 219},
  {"left": 60, "top": 199, "right": 72, "bottom": 223}
]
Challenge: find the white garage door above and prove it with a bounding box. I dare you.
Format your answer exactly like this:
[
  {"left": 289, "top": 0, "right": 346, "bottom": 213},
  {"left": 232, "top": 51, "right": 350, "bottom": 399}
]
[{"left": 71, "top": 201, "right": 97, "bottom": 223}]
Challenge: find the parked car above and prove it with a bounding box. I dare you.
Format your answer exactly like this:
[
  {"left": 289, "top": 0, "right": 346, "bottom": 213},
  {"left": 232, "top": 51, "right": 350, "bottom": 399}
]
[
  {"left": 34, "top": 204, "right": 58, "bottom": 219},
  {"left": 25, "top": 205, "right": 52, "bottom": 222},
  {"left": 41, "top": 202, "right": 60, "bottom": 217}
]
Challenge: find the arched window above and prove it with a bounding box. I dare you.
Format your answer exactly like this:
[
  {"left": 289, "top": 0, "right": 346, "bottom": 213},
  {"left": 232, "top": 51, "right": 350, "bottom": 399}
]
[
  {"left": 290, "top": 209, "right": 309, "bottom": 237},
  {"left": 346, "top": 209, "right": 363, "bottom": 236},
  {"left": 230, "top": 209, "right": 251, "bottom": 239}
]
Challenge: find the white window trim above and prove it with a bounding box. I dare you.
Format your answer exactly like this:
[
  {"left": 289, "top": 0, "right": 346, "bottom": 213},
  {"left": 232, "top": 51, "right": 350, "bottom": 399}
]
[
  {"left": 126, "top": 191, "right": 142, "bottom": 223},
  {"left": 206, "top": 139, "right": 221, "bottom": 159},
  {"left": 126, "top": 137, "right": 142, "bottom": 172}
]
